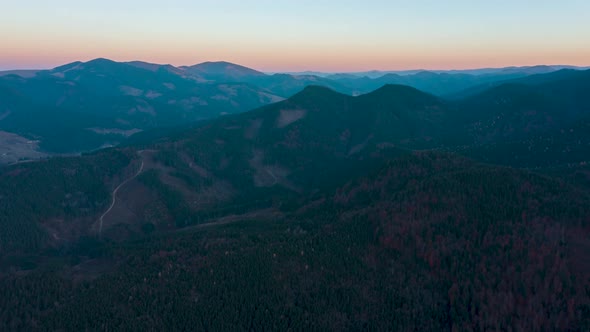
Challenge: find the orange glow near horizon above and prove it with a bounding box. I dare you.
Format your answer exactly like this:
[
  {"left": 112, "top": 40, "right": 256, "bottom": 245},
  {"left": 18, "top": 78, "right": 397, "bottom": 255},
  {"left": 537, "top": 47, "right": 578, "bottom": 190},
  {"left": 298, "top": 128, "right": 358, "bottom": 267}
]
[
  {"left": 2, "top": 44, "right": 590, "bottom": 72},
  {"left": 1, "top": 1, "right": 589, "bottom": 72}
]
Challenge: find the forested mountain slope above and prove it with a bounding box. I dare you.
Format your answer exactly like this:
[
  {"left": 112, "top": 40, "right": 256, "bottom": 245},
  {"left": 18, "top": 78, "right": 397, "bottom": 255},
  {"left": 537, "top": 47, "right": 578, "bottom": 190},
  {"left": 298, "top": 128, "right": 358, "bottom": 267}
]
[
  {"left": 1, "top": 69, "right": 590, "bottom": 330},
  {"left": 1, "top": 152, "right": 589, "bottom": 330}
]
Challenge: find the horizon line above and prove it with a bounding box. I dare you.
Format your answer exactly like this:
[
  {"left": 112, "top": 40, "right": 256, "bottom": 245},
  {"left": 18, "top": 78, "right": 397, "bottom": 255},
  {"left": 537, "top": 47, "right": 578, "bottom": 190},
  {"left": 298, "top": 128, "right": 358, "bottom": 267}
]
[{"left": 0, "top": 58, "right": 589, "bottom": 74}]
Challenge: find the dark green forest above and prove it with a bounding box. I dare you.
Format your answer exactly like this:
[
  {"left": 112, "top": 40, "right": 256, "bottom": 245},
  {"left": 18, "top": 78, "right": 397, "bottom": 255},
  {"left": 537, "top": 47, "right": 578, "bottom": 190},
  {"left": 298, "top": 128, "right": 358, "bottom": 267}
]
[{"left": 1, "top": 68, "right": 590, "bottom": 331}]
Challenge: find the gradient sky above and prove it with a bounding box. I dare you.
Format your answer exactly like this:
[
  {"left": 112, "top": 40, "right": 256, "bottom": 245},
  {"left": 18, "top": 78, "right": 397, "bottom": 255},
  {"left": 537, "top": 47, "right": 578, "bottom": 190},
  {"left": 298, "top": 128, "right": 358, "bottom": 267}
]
[{"left": 1, "top": 0, "right": 589, "bottom": 72}]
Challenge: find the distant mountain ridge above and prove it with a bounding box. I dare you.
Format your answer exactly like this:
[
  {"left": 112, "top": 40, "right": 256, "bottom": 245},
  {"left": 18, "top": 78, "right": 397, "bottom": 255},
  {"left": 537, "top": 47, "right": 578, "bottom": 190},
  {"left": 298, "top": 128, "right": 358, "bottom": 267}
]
[
  {"left": 1, "top": 58, "right": 588, "bottom": 160},
  {"left": 0, "top": 58, "right": 283, "bottom": 155},
  {"left": 287, "top": 64, "right": 589, "bottom": 77},
  {"left": 181, "top": 61, "right": 266, "bottom": 81},
  {"left": 3, "top": 59, "right": 587, "bottom": 95}
]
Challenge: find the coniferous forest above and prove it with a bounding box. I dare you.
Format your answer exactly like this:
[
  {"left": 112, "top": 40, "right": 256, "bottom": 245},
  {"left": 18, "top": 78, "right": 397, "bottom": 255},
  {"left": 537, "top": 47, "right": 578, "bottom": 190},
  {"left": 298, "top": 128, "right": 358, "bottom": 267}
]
[{"left": 1, "top": 59, "right": 590, "bottom": 330}]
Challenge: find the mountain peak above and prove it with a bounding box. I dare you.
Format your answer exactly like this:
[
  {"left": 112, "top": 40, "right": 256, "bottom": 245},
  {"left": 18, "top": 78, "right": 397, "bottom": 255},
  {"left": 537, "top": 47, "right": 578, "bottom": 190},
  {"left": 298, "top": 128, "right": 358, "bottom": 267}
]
[
  {"left": 290, "top": 85, "right": 346, "bottom": 100},
  {"left": 413, "top": 70, "right": 438, "bottom": 77},
  {"left": 85, "top": 58, "right": 116, "bottom": 65},
  {"left": 356, "top": 84, "right": 440, "bottom": 106},
  {"left": 301, "top": 85, "right": 336, "bottom": 93},
  {"left": 369, "top": 83, "right": 429, "bottom": 96},
  {"left": 190, "top": 61, "right": 264, "bottom": 75},
  {"left": 198, "top": 61, "right": 236, "bottom": 66},
  {"left": 183, "top": 61, "right": 266, "bottom": 81},
  {"left": 126, "top": 61, "right": 166, "bottom": 71}
]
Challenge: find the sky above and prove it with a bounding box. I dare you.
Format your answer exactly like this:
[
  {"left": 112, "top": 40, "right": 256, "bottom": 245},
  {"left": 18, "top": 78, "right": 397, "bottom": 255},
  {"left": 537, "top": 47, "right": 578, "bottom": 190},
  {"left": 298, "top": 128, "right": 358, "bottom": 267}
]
[{"left": 1, "top": 0, "right": 589, "bottom": 72}]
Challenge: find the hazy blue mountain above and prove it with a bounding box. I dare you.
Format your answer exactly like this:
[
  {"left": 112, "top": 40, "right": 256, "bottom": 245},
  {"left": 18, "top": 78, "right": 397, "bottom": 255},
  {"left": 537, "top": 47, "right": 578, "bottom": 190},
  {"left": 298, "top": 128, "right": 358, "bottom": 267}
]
[
  {"left": 330, "top": 70, "right": 534, "bottom": 96},
  {"left": 453, "top": 69, "right": 590, "bottom": 144},
  {"left": 450, "top": 68, "right": 590, "bottom": 98},
  {"left": 241, "top": 73, "right": 354, "bottom": 97},
  {"left": 180, "top": 62, "right": 351, "bottom": 97},
  {"left": 3, "top": 60, "right": 583, "bottom": 158},
  {"left": 2, "top": 59, "right": 587, "bottom": 161},
  {"left": 293, "top": 64, "right": 588, "bottom": 78},
  {"left": 181, "top": 61, "right": 266, "bottom": 81},
  {"left": 0, "top": 70, "right": 40, "bottom": 78},
  {"left": 0, "top": 59, "right": 282, "bottom": 155}
]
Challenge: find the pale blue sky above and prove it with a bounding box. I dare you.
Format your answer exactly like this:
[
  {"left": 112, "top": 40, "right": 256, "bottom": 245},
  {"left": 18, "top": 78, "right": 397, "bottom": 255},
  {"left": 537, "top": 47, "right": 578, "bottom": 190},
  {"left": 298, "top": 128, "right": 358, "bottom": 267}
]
[{"left": 1, "top": 0, "right": 589, "bottom": 71}]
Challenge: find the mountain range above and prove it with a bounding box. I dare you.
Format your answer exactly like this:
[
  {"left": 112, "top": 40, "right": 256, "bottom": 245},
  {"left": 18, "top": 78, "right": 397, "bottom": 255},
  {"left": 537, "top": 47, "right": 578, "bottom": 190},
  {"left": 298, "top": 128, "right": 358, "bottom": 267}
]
[
  {"left": 1, "top": 58, "right": 588, "bottom": 160},
  {"left": 0, "top": 59, "right": 283, "bottom": 157},
  {"left": 1, "top": 63, "right": 590, "bottom": 330},
  {"left": 2, "top": 66, "right": 590, "bottom": 244}
]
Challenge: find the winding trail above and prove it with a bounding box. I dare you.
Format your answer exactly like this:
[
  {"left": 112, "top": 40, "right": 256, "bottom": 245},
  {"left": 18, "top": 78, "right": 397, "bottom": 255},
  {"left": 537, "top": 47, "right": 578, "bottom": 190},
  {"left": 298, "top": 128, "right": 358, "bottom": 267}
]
[{"left": 98, "top": 156, "right": 145, "bottom": 237}]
